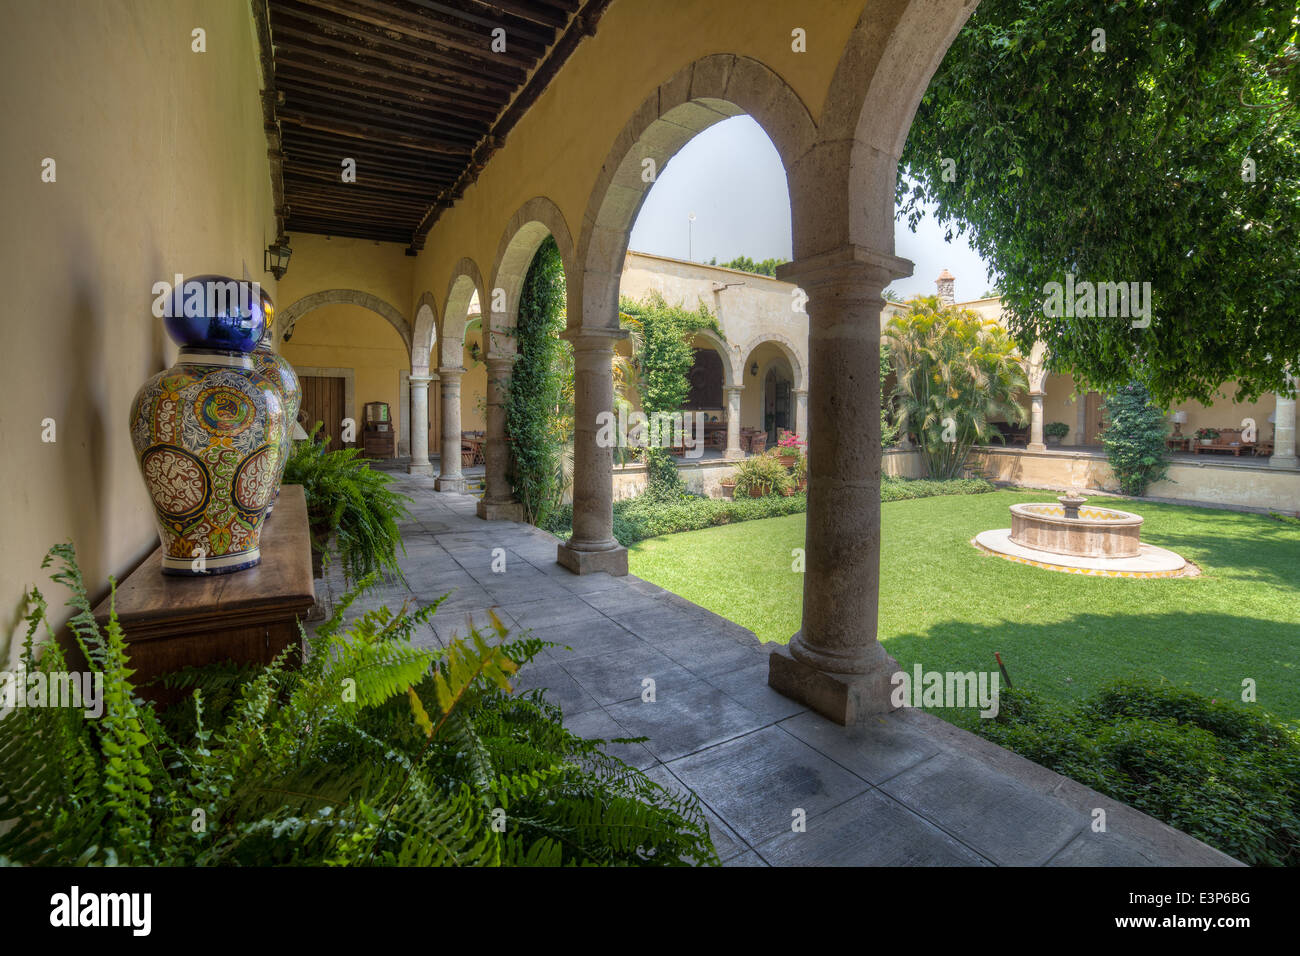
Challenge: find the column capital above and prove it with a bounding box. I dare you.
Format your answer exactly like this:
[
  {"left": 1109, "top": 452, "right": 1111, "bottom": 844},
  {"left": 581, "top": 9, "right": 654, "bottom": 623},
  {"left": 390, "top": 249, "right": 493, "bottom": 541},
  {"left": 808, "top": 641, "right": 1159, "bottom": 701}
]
[
  {"left": 560, "top": 325, "right": 628, "bottom": 351},
  {"left": 483, "top": 352, "right": 519, "bottom": 370},
  {"left": 409, "top": 374, "right": 434, "bottom": 386},
  {"left": 775, "top": 243, "right": 913, "bottom": 291},
  {"left": 436, "top": 366, "right": 466, "bottom": 379},
  {"left": 723, "top": 384, "right": 745, "bottom": 395}
]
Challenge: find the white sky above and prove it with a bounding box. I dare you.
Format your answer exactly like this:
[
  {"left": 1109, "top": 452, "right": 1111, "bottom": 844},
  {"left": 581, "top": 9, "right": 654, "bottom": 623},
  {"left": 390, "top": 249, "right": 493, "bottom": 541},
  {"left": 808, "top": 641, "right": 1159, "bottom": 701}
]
[{"left": 627, "top": 115, "right": 999, "bottom": 301}]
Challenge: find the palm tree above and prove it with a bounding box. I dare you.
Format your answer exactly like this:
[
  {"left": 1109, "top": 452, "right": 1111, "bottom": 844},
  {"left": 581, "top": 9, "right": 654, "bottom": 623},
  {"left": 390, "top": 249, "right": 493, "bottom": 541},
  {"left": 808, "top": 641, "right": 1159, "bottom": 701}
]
[{"left": 885, "top": 295, "right": 1028, "bottom": 479}]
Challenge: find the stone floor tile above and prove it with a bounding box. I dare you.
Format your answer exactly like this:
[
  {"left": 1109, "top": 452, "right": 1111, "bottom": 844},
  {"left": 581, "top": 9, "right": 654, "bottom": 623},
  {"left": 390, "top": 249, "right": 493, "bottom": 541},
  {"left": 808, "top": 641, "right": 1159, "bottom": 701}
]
[
  {"left": 879, "top": 750, "right": 1087, "bottom": 866},
  {"left": 666, "top": 725, "right": 870, "bottom": 848},
  {"left": 755, "top": 789, "right": 992, "bottom": 866},
  {"left": 604, "top": 679, "right": 771, "bottom": 762}
]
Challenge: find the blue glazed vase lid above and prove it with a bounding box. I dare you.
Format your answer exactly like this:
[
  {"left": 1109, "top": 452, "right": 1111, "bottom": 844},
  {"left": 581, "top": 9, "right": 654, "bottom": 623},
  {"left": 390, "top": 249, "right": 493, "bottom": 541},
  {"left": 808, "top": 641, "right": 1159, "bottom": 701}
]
[{"left": 162, "top": 275, "right": 268, "bottom": 353}]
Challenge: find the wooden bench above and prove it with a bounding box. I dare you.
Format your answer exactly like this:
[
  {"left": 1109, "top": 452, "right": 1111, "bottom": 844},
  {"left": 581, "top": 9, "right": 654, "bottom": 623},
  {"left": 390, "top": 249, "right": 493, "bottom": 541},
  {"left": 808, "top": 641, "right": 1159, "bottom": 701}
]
[{"left": 1193, "top": 428, "right": 1254, "bottom": 456}]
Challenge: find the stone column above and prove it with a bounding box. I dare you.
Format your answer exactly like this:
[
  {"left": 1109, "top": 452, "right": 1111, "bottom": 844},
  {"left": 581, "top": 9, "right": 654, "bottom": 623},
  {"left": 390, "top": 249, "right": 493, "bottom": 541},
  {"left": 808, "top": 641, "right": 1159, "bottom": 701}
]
[
  {"left": 477, "top": 354, "right": 524, "bottom": 521},
  {"left": 557, "top": 327, "right": 628, "bottom": 575},
  {"left": 1271, "top": 379, "right": 1297, "bottom": 469},
  {"left": 1075, "top": 393, "right": 1088, "bottom": 447},
  {"left": 1027, "top": 393, "right": 1046, "bottom": 452},
  {"left": 723, "top": 385, "right": 744, "bottom": 460},
  {"left": 406, "top": 374, "right": 434, "bottom": 475},
  {"left": 767, "top": 245, "right": 911, "bottom": 724},
  {"left": 435, "top": 367, "right": 466, "bottom": 492},
  {"left": 793, "top": 387, "right": 809, "bottom": 442}
]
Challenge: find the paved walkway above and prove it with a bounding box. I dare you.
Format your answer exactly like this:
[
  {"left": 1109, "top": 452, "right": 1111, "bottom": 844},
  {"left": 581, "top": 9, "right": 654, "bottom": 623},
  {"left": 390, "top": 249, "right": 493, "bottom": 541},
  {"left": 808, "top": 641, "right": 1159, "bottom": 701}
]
[{"left": 321, "top": 472, "right": 1238, "bottom": 867}]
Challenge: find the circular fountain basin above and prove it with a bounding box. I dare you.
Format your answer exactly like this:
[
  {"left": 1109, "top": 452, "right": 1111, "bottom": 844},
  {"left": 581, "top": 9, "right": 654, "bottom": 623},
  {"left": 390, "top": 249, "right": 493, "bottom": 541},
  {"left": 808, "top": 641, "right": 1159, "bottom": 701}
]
[
  {"left": 1009, "top": 502, "right": 1142, "bottom": 559},
  {"left": 973, "top": 499, "right": 1191, "bottom": 578}
]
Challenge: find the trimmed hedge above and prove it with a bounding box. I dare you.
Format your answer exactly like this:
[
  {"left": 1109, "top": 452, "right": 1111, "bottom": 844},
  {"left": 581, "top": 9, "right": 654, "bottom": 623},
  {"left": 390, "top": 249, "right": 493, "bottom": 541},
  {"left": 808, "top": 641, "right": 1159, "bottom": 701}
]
[
  {"left": 977, "top": 679, "right": 1300, "bottom": 866},
  {"left": 541, "top": 475, "right": 995, "bottom": 546}
]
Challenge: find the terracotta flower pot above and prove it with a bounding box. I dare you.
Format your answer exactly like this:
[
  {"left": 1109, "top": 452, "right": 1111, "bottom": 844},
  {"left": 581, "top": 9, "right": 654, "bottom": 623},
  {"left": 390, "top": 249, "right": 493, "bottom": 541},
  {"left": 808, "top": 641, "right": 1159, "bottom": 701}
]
[
  {"left": 781, "top": 485, "right": 795, "bottom": 497},
  {"left": 720, "top": 481, "right": 736, "bottom": 499},
  {"left": 778, "top": 454, "right": 796, "bottom": 468},
  {"left": 748, "top": 486, "right": 766, "bottom": 498}
]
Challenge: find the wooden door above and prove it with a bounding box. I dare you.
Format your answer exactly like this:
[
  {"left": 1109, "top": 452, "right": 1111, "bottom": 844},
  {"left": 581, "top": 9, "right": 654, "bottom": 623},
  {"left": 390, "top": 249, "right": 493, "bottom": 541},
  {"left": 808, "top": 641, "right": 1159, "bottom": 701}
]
[
  {"left": 1085, "top": 392, "right": 1106, "bottom": 445},
  {"left": 299, "top": 375, "right": 346, "bottom": 452}
]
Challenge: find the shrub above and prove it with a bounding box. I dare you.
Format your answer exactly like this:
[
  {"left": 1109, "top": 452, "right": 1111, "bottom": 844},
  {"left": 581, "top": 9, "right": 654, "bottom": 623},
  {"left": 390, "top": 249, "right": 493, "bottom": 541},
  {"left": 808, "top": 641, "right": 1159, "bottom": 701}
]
[
  {"left": 732, "top": 452, "right": 792, "bottom": 498},
  {"left": 283, "top": 424, "right": 410, "bottom": 584},
  {"left": 0, "top": 544, "right": 718, "bottom": 867},
  {"left": 978, "top": 679, "right": 1300, "bottom": 866},
  {"left": 1100, "top": 382, "right": 1171, "bottom": 496},
  {"left": 541, "top": 475, "right": 994, "bottom": 545},
  {"left": 1044, "top": 421, "right": 1069, "bottom": 439},
  {"left": 505, "top": 236, "right": 571, "bottom": 526}
]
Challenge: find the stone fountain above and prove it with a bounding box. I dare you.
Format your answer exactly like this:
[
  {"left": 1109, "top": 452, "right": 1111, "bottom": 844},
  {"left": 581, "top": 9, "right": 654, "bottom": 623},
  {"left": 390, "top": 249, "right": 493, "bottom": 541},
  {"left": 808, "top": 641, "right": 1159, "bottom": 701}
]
[{"left": 974, "top": 495, "right": 1190, "bottom": 577}]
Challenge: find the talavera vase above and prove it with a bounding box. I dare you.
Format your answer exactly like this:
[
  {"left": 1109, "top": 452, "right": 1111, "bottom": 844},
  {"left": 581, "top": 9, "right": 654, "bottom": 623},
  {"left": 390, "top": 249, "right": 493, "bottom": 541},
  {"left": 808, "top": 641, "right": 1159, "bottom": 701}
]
[
  {"left": 249, "top": 290, "right": 300, "bottom": 516},
  {"left": 130, "top": 275, "right": 284, "bottom": 575}
]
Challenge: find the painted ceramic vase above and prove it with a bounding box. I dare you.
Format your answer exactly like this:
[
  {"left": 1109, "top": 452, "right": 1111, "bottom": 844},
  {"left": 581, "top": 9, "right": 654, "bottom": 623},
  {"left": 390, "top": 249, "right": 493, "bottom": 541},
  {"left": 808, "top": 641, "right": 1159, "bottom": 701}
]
[
  {"left": 130, "top": 276, "right": 283, "bottom": 575},
  {"left": 249, "top": 291, "right": 300, "bottom": 515}
]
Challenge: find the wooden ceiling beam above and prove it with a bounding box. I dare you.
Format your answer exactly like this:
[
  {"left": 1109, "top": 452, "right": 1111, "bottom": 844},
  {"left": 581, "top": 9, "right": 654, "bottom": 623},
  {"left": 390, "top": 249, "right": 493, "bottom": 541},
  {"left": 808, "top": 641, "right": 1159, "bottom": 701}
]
[{"left": 276, "top": 0, "right": 530, "bottom": 85}]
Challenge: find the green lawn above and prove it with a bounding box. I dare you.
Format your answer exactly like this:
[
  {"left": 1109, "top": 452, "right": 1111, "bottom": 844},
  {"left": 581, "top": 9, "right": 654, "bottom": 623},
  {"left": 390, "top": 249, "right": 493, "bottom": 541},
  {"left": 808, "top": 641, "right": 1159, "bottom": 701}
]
[{"left": 628, "top": 489, "right": 1300, "bottom": 727}]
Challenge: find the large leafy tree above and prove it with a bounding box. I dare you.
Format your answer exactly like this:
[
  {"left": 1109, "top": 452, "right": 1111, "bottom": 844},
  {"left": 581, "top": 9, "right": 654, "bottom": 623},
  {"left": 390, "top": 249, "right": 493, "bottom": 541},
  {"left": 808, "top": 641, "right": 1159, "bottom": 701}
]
[
  {"left": 886, "top": 296, "right": 1028, "bottom": 479},
  {"left": 900, "top": 0, "right": 1299, "bottom": 405}
]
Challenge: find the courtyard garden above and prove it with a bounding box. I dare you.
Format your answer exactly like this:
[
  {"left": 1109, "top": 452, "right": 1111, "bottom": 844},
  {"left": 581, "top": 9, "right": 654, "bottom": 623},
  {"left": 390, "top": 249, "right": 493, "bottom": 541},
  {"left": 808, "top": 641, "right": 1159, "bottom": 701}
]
[{"left": 629, "top": 488, "right": 1300, "bottom": 728}]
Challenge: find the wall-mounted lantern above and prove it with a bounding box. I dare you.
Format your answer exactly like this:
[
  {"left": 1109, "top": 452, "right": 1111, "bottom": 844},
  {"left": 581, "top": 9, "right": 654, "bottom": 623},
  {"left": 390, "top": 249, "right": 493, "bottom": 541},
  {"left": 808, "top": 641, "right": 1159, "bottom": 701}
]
[{"left": 264, "top": 235, "right": 293, "bottom": 280}]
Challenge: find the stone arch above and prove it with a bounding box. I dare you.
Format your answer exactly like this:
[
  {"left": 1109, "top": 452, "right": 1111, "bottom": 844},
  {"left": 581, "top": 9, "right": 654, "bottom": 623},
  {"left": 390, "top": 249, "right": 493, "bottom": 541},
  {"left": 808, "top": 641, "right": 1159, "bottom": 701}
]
[
  {"left": 441, "top": 257, "right": 487, "bottom": 369},
  {"left": 411, "top": 291, "right": 439, "bottom": 375},
  {"left": 816, "top": 0, "right": 980, "bottom": 257},
  {"left": 489, "top": 197, "right": 575, "bottom": 357},
  {"left": 738, "top": 332, "right": 805, "bottom": 391},
  {"left": 691, "top": 327, "right": 738, "bottom": 389},
  {"left": 577, "top": 54, "right": 818, "bottom": 332},
  {"left": 278, "top": 289, "right": 413, "bottom": 356}
]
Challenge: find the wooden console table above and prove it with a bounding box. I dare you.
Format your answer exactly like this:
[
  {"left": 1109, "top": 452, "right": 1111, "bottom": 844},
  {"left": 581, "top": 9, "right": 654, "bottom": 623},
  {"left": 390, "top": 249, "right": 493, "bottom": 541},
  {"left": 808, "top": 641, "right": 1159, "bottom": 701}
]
[{"left": 92, "top": 484, "right": 316, "bottom": 704}]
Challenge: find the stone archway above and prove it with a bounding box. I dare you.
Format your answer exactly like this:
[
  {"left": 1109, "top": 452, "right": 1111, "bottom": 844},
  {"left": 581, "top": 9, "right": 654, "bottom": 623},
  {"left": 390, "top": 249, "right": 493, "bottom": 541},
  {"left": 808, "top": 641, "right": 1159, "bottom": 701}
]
[
  {"left": 477, "top": 198, "right": 575, "bottom": 522},
  {"left": 278, "top": 288, "right": 413, "bottom": 353},
  {"left": 577, "top": 54, "right": 817, "bottom": 335},
  {"left": 406, "top": 291, "right": 439, "bottom": 476},
  {"left": 764, "top": 0, "right": 985, "bottom": 724},
  {"left": 560, "top": 54, "right": 817, "bottom": 576},
  {"left": 433, "top": 258, "right": 487, "bottom": 493}
]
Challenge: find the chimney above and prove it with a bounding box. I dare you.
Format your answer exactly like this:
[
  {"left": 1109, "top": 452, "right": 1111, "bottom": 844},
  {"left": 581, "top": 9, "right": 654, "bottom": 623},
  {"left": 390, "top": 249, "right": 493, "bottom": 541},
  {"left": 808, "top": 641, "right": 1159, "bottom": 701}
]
[{"left": 935, "top": 269, "right": 955, "bottom": 306}]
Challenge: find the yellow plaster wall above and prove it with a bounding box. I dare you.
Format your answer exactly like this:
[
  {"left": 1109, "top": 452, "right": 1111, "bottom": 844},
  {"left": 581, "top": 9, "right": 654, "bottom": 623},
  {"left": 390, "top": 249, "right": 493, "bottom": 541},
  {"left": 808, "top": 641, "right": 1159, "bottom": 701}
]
[
  {"left": 740, "top": 342, "right": 793, "bottom": 430},
  {"left": 0, "top": 0, "right": 277, "bottom": 660},
  {"left": 409, "top": 0, "right": 867, "bottom": 309},
  {"left": 277, "top": 234, "right": 416, "bottom": 333},
  {"left": 281, "top": 305, "right": 410, "bottom": 440}
]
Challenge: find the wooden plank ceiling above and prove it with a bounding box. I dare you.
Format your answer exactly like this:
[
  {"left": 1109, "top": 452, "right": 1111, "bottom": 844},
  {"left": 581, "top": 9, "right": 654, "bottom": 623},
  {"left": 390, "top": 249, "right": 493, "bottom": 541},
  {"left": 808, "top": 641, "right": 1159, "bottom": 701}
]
[{"left": 261, "top": 0, "right": 606, "bottom": 251}]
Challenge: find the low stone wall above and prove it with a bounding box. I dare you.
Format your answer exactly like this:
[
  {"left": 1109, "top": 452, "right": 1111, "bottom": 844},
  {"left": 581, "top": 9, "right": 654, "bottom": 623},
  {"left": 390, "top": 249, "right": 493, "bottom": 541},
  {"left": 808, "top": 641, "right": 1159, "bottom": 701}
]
[
  {"left": 604, "top": 447, "right": 926, "bottom": 501},
  {"left": 611, "top": 458, "right": 741, "bottom": 500},
  {"left": 969, "top": 446, "right": 1300, "bottom": 513}
]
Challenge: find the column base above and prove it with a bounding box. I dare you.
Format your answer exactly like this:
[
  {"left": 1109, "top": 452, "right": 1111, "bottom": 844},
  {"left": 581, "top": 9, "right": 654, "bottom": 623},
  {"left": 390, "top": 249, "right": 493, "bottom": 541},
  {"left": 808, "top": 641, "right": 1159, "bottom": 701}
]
[
  {"left": 768, "top": 642, "right": 900, "bottom": 725},
  {"left": 1270, "top": 455, "right": 1298, "bottom": 470},
  {"left": 556, "top": 542, "right": 628, "bottom": 576},
  {"left": 723, "top": 448, "right": 745, "bottom": 461},
  {"left": 434, "top": 475, "right": 466, "bottom": 492},
  {"left": 1026, "top": 442, "right": 1047, "bottom": 453},
  {"left": 407, "top": 460, "right": 434, "bottom": 476},
  {"left": 477, "top": 499, "right": 525, "bottom": 522}
]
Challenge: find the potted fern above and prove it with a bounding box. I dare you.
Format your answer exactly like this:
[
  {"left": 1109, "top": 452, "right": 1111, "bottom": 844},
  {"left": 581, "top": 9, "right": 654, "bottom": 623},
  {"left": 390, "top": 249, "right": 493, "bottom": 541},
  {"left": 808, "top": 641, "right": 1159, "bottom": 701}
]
[{"left": 283, "top": 423, "right": 411, "bottom": 583}]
